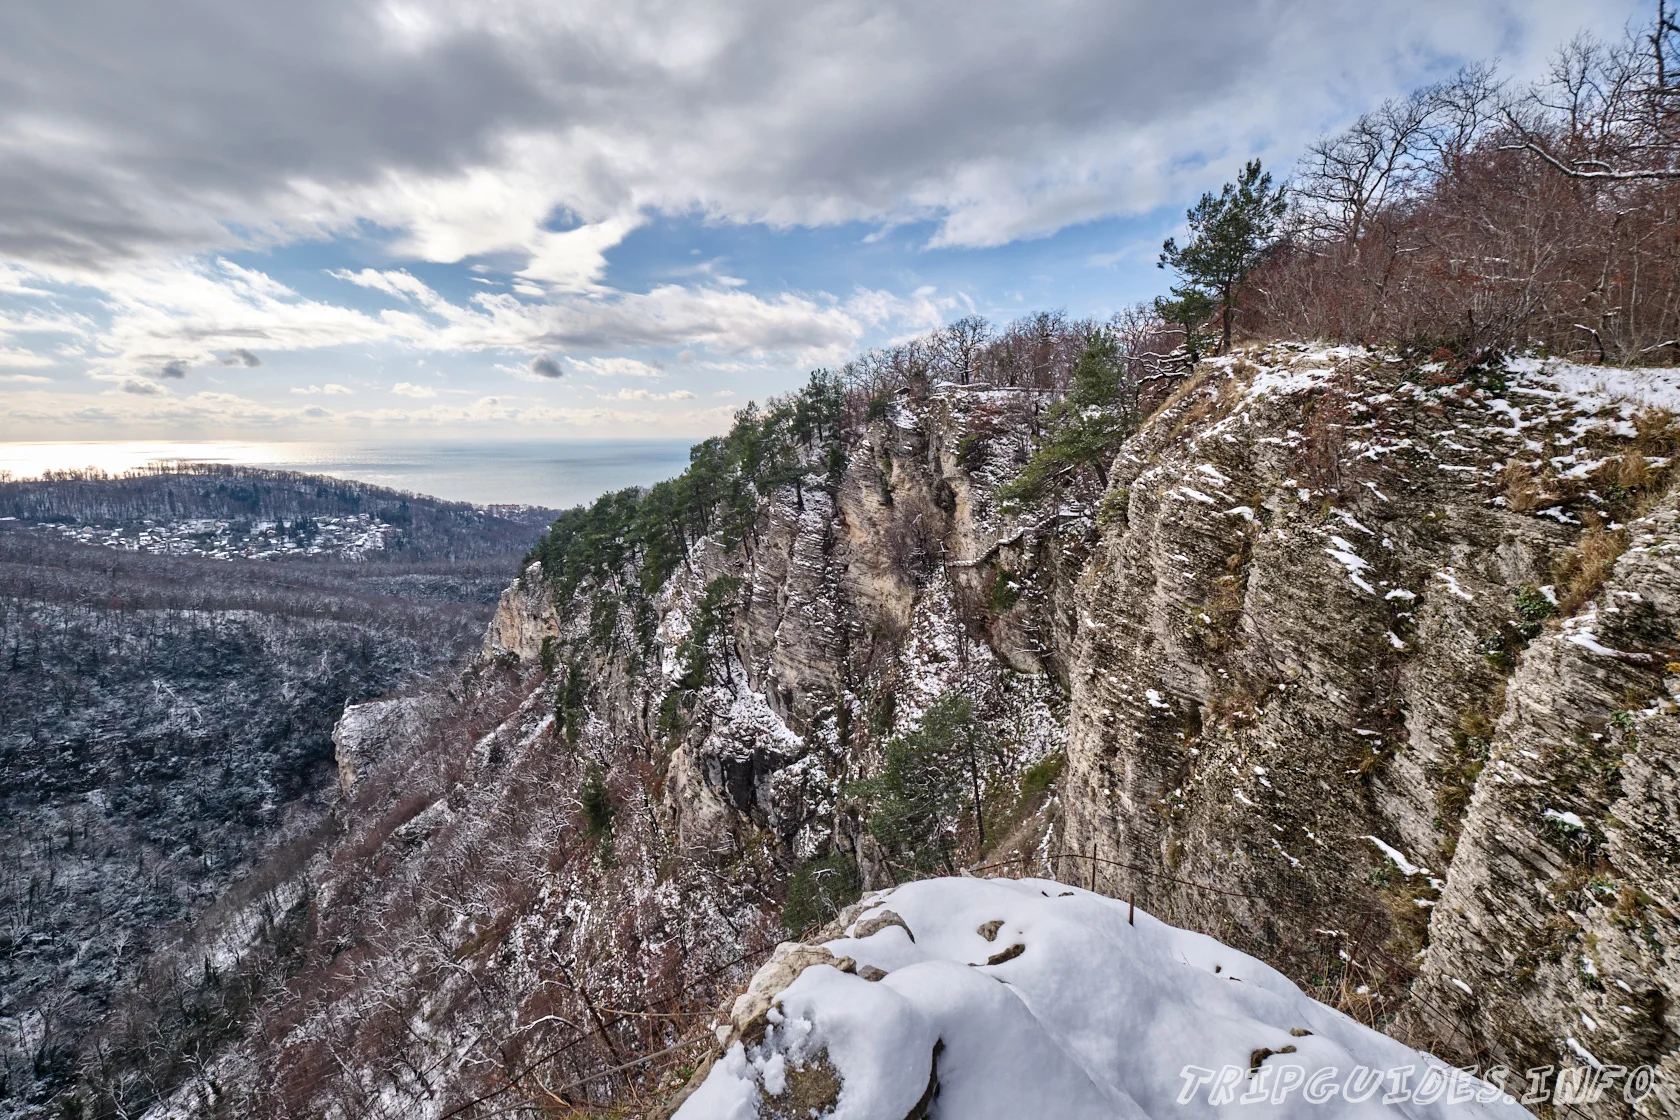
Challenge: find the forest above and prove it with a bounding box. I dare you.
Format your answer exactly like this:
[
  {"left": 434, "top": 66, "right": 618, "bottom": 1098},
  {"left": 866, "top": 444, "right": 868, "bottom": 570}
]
[{"left": 0, "top": 469, "right": 554, "bottom": 1114}]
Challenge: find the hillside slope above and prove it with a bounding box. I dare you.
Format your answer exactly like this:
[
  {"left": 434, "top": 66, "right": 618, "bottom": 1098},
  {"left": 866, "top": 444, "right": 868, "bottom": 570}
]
[
  {"left": 0, "top": 469, "right": 555, "bottom": 1119},
  {"left": 85, "top": 347, "right": 1680, "bottom": 1120}
]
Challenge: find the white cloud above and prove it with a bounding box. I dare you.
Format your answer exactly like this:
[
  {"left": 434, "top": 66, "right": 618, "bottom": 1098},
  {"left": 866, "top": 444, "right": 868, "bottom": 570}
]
[
  {"left": 0, "top": 385, "right": 740, "bottom": 439},
  {"left": 0, "top": 0, "right": 1632, "bottom": 275},
  {"left": 17, "top": 255, "right": 937, "bottom": 379},
  {"left": 518, "top": 215, "right": 639, "bottom": 292},
  {"left": 567, "top": 355, "right": 664, "bottom": 378},
  {"left": 0, "top": 0, "right": 1646, "bottom": 428},
  {"left": 0, "top": 372, "right": 50, "bottom": 383},
  {"left": 610, "top": 387, "right": 698, "bottom": 402},
  {"left": 0, "top": 347, "right": 52, "bottom": 367},
  {"left": 291, "top": 383, "right": 353, "bottom": 395},
  {"left": 329, "top": 267, "right": 439, "bottom": 304}
]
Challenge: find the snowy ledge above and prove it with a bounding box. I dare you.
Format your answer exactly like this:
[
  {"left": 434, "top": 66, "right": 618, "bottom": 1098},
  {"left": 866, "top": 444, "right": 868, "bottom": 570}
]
[{"left": 672, "top": 877, "right": 1532, "bottom": 1119}]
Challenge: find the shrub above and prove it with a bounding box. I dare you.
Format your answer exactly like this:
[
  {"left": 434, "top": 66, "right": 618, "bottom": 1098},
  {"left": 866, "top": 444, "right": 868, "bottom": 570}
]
[
  {"left": 851, "top": 693, "right": 998, "bottom": 875},
  {"left": 1553, "top": 525, "right": 1628, "bottom": 616},
  {"left": 987, "top": 568, "right": 1022, "bottom": 613},
  {"left": 782, "top": 852, "right": 862, "bottom": 935},
  {"left": 555, "top": 661, "right": 586, "bottom": 746},
  {"left": 579, "top": 763, "right": 614, "bottom": 841},
  {"left": 1000, "top": 331, "right": 1138, "bottom": 507}
]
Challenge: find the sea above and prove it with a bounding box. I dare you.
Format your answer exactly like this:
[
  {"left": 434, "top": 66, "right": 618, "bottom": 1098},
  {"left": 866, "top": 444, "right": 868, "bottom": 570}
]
[{"left": 0, "top": 439, "right": 698, "bottom": 510}]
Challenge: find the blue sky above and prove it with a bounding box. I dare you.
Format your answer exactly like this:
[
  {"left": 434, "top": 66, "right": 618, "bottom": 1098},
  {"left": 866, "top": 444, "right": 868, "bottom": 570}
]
[{"left": 0, "top": 0, "right": 1647, "bottom": 442}]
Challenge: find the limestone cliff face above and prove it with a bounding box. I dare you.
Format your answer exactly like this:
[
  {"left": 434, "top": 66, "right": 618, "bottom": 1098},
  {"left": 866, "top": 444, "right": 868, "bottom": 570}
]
[
  {"left": 1060, "top": 346, "right": 1680, "bottom": 1114},
  {"left": 1413, "top": 492, "right": 1680, "bottom": 1105},
  {"left": 658, "top": 387, "right": 1075, "bottom": 871},
  {"left": 479, "top": 559, "right": 561, "bottom": 662}
]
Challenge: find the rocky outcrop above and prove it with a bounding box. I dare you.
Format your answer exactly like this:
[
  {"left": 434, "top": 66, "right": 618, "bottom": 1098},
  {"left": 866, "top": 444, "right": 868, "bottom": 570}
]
[
  {"left": 332, "top": 692, "right": 454, "bottom": 793},
  {"left": 479, "top": 559, "right": 560, "bottom": 662},
  {"left": 1064, "top": 348, "right": 1568, "bottom": 965},
  {"left": 669, "top": 877, "right": 1534, "bottom": 1120},
  {"left": 1060, "top": 347, "right": 1680, "bottom": 1113},
  {"left": 1413, "top": 493, "right": 1680, "bottom": 1113}
]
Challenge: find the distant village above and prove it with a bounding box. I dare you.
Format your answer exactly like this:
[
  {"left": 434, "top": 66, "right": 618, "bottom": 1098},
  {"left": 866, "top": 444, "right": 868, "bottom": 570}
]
[{"left": 5, "top": 512, "right": 399, "bottom": 561}]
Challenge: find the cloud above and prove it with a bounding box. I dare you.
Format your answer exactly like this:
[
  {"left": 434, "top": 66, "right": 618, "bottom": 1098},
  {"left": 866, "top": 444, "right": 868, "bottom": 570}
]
[
  {"left": 0, "top": 372, "right": 50, "bottom": 383},
  {"left": 391, "top": 381, "right": 436, "bottom": 398},
  {"left": 566, "top": 355, "right": 663, "bottom": 378},
  {"left": 516, "top": 215, "right": 639, "bottom": 292},
  {"left": 0, "top": 0, "right": 1642, "bottom": 416},
  {"left": 0, "top": 347, "right": 52, "bottom": 368},
  {"left": 330, "top": 267, "right": 441, "bottom": 305},
  {"left": 291, "top": 382, "right": 352, "bottom": 395},
  {"left": 611, "top": 387, "right": 699, "bottom": 401},
  {"left": 0, "top": 0, "right": 1630, "bottom": 276},
  {"left": 36, "top": 255, "right": 926, "bottom": 381},
  {"left": 0, "top": 384, "right": 740, "bottom": 440}
]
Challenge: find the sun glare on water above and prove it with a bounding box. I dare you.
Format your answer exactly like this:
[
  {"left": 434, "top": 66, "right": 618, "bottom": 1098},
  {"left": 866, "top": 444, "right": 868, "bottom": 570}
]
[{"left": 0, "top": 441, "right": 296, "bottom": 480}]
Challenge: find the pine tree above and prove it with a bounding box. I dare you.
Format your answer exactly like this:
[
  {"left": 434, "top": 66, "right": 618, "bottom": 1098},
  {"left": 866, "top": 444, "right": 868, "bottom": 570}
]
[
  {"left": 1158, "top": 159, "right": 1287, "bottom": 355},
  {"left": 1152, "top": 284, "right": 1217, "bottom": 366},
  {"left": 999, "top": 330, "right": 1136, "bottom": 505}
]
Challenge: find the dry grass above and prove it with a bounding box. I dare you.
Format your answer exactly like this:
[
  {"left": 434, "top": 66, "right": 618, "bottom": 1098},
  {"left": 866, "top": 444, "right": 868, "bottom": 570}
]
[
  {"left": 1553, "top": 522, "right": 1630, "bottom": 616},
  {"left": 1615, "top": 452, "right": 1654, "bottom": 491},
  {"left": 1501, "top": 459, "right": 1540, "bottom": 513}
]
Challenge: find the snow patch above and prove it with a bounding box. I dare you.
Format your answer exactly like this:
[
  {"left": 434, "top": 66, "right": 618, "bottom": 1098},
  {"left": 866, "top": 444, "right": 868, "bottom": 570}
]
[{"left": 676, "top": 878, "right": 1526, "bottom": 1119}]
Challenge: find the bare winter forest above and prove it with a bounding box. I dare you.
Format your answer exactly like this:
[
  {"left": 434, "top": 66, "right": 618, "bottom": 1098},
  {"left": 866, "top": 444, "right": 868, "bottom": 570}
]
[{"left": 0, "top": 469, "right": 555, "bottom": 1113}]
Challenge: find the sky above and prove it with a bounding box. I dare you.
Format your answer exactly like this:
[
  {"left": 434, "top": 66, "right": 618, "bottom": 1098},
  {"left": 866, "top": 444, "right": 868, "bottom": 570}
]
[{"left": 0, "top": 0, "right": 1648, "bottom": 443}]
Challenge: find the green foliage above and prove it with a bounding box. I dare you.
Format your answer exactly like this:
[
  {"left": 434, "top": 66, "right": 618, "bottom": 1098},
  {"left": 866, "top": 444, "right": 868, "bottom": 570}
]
[
  {"left": 538, "top": 635, "right": 559, "bottom": 675},
  {"left": 1000, "top": 330, "right": 1137, "bottom": 506},
  {"left": 1515, "top": 583, "right": 1557, "bottom": 623},
  {"left": 987, "top": 567, "right": 1022, "bottom": 613},
  {"left": 555, "top": 660, "right": 586, "bottom": 746},
  {"left": 588, "top": 593, "right": 621, "bottom": 647},
  {"left": 866, "top": 396, "right": 892, "bottom": 421},
  {"left": 1019, "top": 751, "right": 1065, "bottom": 803},
  {"left": 782, "top": 852, "right": 862, "bottom": 935},
  {"left": 1159, "top": 159, "right": 1287, "bottom": 353},
  {"left": 676, "top": 575, "right": 742, "bottom": 691},
  {"left": 526, "top": 370, "right": 845, "bottom": 606},
  {"left": 978, "top": 750, "right": 1066, "bottom": 859},
  {"left": 1096, "top": 486, "right": 1130, "bottom": 530},
  {"left": 1152, "top": 284, "right": 1218, "bottom": 365},
  {"left": 851, "top": 692, "right": 997, "bottom": 875},
  {"left": 579, "top": 763, "right": 614, "bottom": 840},
  {"left": 867, "top": 689, "right": 897, "bottom": 739}
]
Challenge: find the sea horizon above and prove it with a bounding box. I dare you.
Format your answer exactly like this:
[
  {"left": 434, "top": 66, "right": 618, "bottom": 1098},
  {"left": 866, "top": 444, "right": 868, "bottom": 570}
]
[{"left": 0, "top": 437, "right": 698, "bottom": 510}]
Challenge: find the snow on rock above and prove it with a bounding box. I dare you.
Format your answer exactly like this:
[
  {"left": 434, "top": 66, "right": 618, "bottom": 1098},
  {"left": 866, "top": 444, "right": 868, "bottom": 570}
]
[{"left": 673, "top": 877, "right": 1529, "bottom": 1119}]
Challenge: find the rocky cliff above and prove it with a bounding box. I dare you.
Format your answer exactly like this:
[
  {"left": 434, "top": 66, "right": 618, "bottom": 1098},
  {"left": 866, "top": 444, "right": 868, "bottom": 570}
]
[
  {"left": 110, "top": 345, "right": 1680, "bottom": 1119},
  {"left": 1060, "top": 346, "right": 1680, "bottom": 1114}
]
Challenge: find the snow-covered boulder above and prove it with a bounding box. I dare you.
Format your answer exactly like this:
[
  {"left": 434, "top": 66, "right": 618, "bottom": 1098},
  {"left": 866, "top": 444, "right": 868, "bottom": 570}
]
[{"left": 674, "top": 877, "right": 1532, "bottom": 1119}]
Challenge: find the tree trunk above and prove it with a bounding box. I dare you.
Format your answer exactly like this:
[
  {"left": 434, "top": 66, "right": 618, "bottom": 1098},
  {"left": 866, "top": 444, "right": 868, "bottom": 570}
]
[{"left": 1220, "top": 285, "right": 1235, "bottom": 355}]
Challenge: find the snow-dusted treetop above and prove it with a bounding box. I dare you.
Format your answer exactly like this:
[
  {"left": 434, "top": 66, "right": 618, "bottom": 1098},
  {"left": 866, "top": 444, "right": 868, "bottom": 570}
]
[{"left": 677, "top": 877, "right": 1533, "bottom": 1119}]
